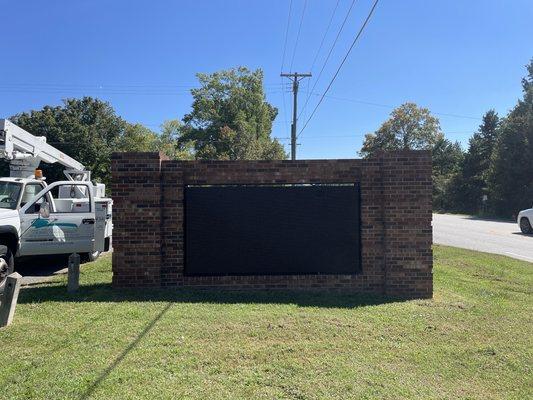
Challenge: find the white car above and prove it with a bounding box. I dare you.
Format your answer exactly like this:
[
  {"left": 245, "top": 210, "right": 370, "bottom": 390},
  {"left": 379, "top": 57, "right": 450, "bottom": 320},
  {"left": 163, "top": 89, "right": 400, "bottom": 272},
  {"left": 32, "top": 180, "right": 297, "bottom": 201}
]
[{"left": 518, "top": 207, "right": 533, "bottom": 234}]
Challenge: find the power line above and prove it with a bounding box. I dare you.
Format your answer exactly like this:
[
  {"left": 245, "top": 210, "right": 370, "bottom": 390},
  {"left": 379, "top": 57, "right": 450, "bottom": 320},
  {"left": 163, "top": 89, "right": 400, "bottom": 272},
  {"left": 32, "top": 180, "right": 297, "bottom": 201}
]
[
  {"left": 46, "top": 129, "right": 476, "bottom": 146},
  {"left": 298, "top": 0, "right": 380, "bottom": 138},
  {"left": 289, "top": 0, "right": 308, "bottom": 72},
  {"left": 280, "top": 0, "right": 293, "bottom": 73},
  {"left": 0, "top": 82, "right": 285, "bottom": 91},
  {"left": 309, "top": 0, "right": 342, "bottom": 73},
  {"left": 302, "top": 0, "right": 341, "bottom": 131},
  {"left": 0, "top": 86, "right": 285, "bottom": 96},
  {"left": 299, "top": 0, "right": 358, "bottom": 119},
  {"left": 0, "top": 88, "right": 192, "bottom": 96},
  {"left": 280, "top": 0, "right": 294, "bottom": 137},
  {"left": 295, "top": 134, "right": 366, "bottom": 140},
  {"left": 0, "top": 82, "right": 285, "bottom": 87},
  {"left": 138, "top": 119, "right": 292, "bottom": 129},
  {"left": 300, "top": 91, "right": 483, "bottom": 120},
  {"left": 0, "top": 82, "right": 201, "bottom": 88}
]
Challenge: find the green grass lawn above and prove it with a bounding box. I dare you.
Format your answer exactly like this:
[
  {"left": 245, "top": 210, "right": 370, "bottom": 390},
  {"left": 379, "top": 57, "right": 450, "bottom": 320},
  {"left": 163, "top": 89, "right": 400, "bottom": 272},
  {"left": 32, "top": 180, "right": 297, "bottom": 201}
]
[{"left": 0, "top": 246, "right": 531, "bottom": 400}]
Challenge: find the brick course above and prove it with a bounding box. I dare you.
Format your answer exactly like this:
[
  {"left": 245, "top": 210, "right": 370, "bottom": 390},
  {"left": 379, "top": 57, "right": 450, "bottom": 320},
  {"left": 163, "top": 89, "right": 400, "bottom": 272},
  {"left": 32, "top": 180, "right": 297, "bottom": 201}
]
[{"left": 111, "top": 150, "right": 432, "bottom": 298}]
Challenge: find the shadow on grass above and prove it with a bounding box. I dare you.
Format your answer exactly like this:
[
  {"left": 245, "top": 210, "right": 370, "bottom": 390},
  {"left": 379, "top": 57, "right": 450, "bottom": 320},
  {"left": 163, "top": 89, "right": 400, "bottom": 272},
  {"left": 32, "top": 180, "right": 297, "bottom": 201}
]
[
  {"left": 80, "top": 302, "right": 172, "bottom": 400},
  {"left": 14, "top": 284, "right": 411, "bottom": 397},
  {"left": 17, "top": 282, "right": 404, "bottom": 309}
]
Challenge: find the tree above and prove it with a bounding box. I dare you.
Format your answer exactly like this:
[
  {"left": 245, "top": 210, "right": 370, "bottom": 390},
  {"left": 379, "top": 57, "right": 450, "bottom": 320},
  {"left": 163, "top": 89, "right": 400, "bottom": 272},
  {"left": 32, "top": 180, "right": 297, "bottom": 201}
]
[
  {"left": 116, "top": 123, "right": 158, "bottom": 153},
  {"left": 449, "top": 110, "right": 499, "bottom": 213},
  {"left": 180, "top": 67, "right": 286, "bottom": 160},
  {"left": 360, "top": 103, "right": 465, "bottom": 211},
  {"left": 432, "top": 137, "right": 464, "bottom": 210},
  {"left": 6, "top": 97, "right": 189, "bottom": 188},
  {"left": 9, "top": 97, "right": 127, "bottom": 187},
  {"left": 157, "top": 120, "right": 194, "bottom": 160},
  {"left": 487, "top": 60, "right": 533, "bottom": 217},
  {"left": 116, "top": 120, "right": 194, "bottom": 159},
  {"left": 359, "top": 102, "right": 444, "bottom": 157}
]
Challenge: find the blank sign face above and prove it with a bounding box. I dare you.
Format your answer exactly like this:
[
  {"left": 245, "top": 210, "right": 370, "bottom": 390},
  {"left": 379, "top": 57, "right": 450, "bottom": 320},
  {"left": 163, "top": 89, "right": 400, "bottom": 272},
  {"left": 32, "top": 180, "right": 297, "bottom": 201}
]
[{"left": 185, "top": 184, "right": 361, "bottom": 276}]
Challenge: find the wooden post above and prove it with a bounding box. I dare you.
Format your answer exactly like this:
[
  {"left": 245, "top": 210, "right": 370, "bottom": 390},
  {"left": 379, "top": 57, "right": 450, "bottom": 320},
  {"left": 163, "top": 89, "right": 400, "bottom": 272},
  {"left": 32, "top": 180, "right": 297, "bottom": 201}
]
[
  {"left": 0, "top": 272, "right": 22, "bottom": 328},
  {"left": 68, "top": 253, "right": 80, "bottom": 293}
]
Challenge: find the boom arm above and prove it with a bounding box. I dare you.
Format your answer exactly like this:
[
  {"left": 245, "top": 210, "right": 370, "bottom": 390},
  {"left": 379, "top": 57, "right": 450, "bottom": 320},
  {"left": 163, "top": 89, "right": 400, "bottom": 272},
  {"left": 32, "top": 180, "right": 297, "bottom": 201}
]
[{"left": 0, "top": 119, "right": 86, "bottom": 178}]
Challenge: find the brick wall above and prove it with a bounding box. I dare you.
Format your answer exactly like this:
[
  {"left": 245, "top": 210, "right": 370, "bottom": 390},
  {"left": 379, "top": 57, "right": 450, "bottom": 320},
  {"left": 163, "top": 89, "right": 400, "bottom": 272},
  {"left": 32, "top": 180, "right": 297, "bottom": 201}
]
[{"left": 111, "top": 150, "right": 433, "bottom": 298}]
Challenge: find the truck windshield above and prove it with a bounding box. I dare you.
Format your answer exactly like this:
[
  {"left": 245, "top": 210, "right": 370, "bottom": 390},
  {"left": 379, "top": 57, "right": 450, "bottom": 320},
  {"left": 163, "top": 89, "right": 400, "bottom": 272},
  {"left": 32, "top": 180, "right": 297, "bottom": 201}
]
[{"left": 0, "top": 182, "right": 22, "bottom": 209}]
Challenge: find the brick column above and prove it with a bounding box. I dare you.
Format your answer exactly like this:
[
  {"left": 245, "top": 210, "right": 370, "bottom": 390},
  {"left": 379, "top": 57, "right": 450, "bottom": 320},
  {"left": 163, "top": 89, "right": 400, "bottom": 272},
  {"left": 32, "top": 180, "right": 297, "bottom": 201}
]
[
  {"left": 160, "top": 161, "right": 184, "bottom": 286},
  {"left": 381, "top": 151, "right": 433, "bottom": 298},
  {"left": 360, "top": 156, "right": 386, "bottom": 294},
  {"left": 110, "top": 152, "right": 166, "bottom": 288}
]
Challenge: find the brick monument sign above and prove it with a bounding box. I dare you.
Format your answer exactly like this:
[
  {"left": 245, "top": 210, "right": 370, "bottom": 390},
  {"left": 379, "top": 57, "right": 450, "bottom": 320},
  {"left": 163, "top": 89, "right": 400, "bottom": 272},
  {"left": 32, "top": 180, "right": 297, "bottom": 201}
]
[{"left": 111, "top": 150, "right": 432, "bottom": 298}]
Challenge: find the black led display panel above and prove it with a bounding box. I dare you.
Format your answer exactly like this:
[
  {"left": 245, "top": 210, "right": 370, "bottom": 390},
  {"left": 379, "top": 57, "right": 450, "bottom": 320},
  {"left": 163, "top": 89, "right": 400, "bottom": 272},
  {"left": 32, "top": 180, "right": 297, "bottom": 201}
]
[{"left": 185, "top": 184, "right": 361, "bottom": 276}]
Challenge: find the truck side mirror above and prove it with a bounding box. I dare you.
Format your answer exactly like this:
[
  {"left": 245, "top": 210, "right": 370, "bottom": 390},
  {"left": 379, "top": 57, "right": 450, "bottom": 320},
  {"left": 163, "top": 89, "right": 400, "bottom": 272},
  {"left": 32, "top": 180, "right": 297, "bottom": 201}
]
[{"left": 39, "top": 202, "right": 50, "bottom": 219}]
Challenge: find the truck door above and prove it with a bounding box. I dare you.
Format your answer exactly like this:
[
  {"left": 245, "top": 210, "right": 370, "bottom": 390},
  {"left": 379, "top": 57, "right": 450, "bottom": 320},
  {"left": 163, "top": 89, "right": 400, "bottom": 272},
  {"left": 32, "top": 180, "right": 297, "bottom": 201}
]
[
  {"left": 94, "top": 201, "right": 107, "bottom": 253},
  {"left": 19, "top": 182, "right": 96, "bottom": 256}
]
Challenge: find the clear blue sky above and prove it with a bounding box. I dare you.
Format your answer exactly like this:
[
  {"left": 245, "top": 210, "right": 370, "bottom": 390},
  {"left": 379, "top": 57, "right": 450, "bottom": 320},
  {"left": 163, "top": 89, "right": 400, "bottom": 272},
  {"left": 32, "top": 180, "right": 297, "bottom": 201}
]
[{"left": 1, "top": 0, "right": 532, "bottom": 159}]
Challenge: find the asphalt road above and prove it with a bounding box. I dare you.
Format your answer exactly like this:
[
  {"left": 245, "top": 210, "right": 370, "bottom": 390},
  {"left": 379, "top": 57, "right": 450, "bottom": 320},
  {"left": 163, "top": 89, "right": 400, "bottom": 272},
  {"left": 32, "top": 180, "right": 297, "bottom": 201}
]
[{"left": 433, "top": 213, "right": 533, "bottom": 263}]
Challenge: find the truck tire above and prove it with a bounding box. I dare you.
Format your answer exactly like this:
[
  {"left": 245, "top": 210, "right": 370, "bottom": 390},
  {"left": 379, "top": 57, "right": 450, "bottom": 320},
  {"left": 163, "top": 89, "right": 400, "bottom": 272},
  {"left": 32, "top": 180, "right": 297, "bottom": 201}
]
[
  {"left": 83, "top": 251, "right": 100, "bottom": 263},
  {"left": 0, "top": 245, "right": 15, "bottom": 285},
  {"left": 520, "top": 217, "right": 533, "bottom": 234}
]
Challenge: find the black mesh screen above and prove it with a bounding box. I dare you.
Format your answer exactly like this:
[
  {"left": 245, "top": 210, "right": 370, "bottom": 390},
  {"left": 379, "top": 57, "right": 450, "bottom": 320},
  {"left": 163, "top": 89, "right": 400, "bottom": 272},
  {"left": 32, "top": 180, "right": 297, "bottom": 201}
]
[{"left": 185, "top": 184, "right": 361, "bottom": 276}]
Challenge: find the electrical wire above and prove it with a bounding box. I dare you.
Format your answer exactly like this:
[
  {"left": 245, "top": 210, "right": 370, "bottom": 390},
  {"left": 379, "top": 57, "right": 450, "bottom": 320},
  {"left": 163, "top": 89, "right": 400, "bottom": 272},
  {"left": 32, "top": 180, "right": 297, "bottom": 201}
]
[
  {"left": 298, "top": 0, "right": 380, "bottom": 137},
  {"left": 298, "top": 0, "right": 357, "bottom": 119},
  {"left": 280, "top": 0, "right": 293, "bottom": 73},
  {"left": 0, "top": 86, "right": 284, "bottom": 96},
  {"left": 280, "top": 0, "right": 294, "bottom": 137},
  {"left": 309, "top": 0, "right": 342, "bottom": 73},
  {"left": 289, "top": 0, "right": 308, "bottom": 72},
  {"left": 301, "top": 0, "right": 341, "bottom": 131},
  {"left": 300, "top": 91, "right": 483, "bottom": 120},
  {"left": 0, "top": 82, "right": 284, "bottom": 91}
]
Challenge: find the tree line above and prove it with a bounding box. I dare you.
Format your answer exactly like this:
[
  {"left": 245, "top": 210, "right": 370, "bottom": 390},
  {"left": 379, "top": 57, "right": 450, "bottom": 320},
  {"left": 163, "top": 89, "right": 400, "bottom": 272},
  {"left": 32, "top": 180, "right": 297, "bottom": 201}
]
[
  {"left": 4, "top": 61, "right": 531, "bottom": 218},
  {"left": 4, "top": 67, "right": 286, "bottom": 187},
  {"left": 360, "top": 59, "right": 532, "bottom": 218}
]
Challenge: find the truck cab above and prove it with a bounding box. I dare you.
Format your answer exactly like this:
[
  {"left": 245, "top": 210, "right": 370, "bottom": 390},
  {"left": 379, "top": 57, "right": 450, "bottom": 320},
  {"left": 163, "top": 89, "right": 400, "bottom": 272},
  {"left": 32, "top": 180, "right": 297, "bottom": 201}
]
[
  {"left": 0, "top": 177, "right": 47, "bottom": 211},
  {"left": 0, "top": 177, "right": 51, "bottom": 271},
  {"left": 0, "top": 119, "right": 113, "bottom": 285},
  {"left": 0, "top": 176, "right": 113, "bottom": 282}
]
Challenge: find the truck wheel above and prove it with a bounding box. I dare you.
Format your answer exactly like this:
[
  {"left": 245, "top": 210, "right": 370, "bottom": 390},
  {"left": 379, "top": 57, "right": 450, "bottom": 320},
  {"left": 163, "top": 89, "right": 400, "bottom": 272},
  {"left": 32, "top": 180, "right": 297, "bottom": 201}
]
[
  {"left": 520, "top": 218, "right": 533, "bottom": 234},
  {"left": 0, "top": 245, "right": 15, "bottom": 284},
  {"left": 83, "top": 251, "right": 100, "bottom": 263}
]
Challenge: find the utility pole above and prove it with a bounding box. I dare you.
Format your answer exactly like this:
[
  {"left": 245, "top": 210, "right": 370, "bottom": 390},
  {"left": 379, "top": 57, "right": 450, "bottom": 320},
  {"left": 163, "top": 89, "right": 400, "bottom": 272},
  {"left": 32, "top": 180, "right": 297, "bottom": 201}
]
[{"left": 280, "top": 72, "right": 311, "bottom": 160}]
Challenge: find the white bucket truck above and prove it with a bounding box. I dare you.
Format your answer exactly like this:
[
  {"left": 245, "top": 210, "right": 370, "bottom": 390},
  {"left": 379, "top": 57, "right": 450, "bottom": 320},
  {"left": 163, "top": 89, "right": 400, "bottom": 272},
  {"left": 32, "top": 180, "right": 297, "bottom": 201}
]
[{"left": 0, "top": 119, "right": 112, "bottom": 284}]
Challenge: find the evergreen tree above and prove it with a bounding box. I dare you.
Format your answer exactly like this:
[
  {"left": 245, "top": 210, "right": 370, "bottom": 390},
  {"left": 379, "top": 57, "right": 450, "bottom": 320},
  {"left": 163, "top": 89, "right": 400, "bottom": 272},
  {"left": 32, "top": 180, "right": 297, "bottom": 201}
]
[
  {"left": 487, "top": 60, "right": 533, "bottom": 217},
  {"left": 432, "top": 137, "right": 464, "bottom": 211},
  {"left": 450, "top": 110, "right": 499, "bottom": 213}
]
